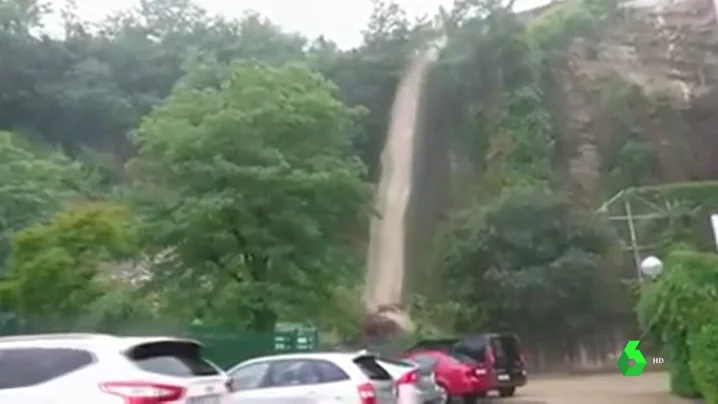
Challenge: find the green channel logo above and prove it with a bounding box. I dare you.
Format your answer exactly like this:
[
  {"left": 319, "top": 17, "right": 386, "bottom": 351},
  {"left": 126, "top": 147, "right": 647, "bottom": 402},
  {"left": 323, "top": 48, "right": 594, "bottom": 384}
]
[{"left": 617, "top": 340, "right": 647, "bottom": 376}]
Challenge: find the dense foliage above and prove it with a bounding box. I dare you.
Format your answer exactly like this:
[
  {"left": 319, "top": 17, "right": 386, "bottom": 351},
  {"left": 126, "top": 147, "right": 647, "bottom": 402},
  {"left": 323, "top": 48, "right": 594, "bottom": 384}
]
[
  {"left": 129, "top": 61, "right": 370, "bottom": 331},
  {"left": 1, "top": 202, "right": 137, "bottom": 318},
  {"left": 637, "top": 249, "right": 718, "bottom": 402},
  {"left": 439, "top": 188, "right": 615, "bottom": 340}
]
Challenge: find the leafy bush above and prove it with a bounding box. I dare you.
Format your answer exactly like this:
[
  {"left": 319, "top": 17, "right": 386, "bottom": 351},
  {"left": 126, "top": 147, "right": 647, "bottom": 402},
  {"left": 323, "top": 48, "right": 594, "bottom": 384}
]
[
  {"left": 688, "top": 324, "right": 718, "bottom": 402},
  {"left": 636, "top": 248, "right": 718, "bottom": 401},
  {"left": 438, "top": 188, "right": 616, "bottom": 343},
  {"left": 664, "top": 330, "right": 701, "bottom": 398}
]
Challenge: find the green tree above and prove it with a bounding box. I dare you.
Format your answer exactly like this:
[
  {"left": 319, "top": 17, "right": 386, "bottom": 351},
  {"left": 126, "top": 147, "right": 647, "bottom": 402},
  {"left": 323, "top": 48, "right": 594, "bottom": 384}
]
[
  {"left": 129, "top": 61, "right": 370, "bottom": 331},
  {"left": 438, "top": 188, "right": 614, "bottom": 338},
  {"left": 0, "top": 0, "right": 312, "bottom": 156},
  {"left": 0, "top": 202, "right": 137, "bottom": 318},
  {"left": 0, "top": 132, "right": 82, "bottom": 269},
  {"left": 0, "top": 0, "right": 48, "bottom": 34}
]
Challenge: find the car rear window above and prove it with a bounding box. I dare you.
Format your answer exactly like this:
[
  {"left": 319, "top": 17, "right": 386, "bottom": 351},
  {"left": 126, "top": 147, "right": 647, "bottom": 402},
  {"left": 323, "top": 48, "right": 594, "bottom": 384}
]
[
  {"left": 408, "top": 354, "right": 437, "bottom": 370},
  {"left": 378, "top": 357, "right": 413, "bottom": 368},
  {"left": 491, "top": 335, "right": 520, "bottom": 361},
  {"left": 127, "top": 340, "right": 219, "bottom": 377},
  {"left": 453, "top": 335, "right": 489, "bottom": 362},
  {"left": 449, "top": 351, "right": 481, "bottom": 365},
  {"left": 0, "top": 348, "right": 94, "bottom": 389},
  {"left": 408, "top": 339, "right": 458, "bottom": 352},
  {"left": 353, "top": 356, "right": 392, "bottom": 381}
]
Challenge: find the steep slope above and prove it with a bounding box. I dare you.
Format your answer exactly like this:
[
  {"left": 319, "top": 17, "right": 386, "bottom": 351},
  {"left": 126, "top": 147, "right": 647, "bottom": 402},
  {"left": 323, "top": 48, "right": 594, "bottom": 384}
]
[
  {"left": 402, "top": 0, "right": 718, "bottom": 370},
  {"left": 561, "top": 0, "right": 718, "bottom": 204}
]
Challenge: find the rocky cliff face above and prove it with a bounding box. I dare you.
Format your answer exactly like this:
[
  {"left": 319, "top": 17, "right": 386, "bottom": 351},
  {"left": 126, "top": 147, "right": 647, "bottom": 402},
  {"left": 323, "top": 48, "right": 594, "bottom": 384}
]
[
  {"left": 406, "top": 0, "right": 718, "bottom": 293},
  {"left": 562, "top": 0, "right": 718, "bottom": 204}
]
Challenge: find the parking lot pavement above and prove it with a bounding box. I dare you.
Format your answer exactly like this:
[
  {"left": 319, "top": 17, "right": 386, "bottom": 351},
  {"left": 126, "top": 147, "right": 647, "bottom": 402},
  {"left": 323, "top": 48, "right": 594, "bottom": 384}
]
[{"left": 479, "top": 371, "right": 701, "bottom": 404}]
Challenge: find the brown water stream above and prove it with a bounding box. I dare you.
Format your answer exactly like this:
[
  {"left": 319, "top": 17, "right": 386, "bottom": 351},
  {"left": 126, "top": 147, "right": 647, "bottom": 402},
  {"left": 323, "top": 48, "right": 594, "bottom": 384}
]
[{"left": 363, "top": 48, "right": 440, "bottom": 334}]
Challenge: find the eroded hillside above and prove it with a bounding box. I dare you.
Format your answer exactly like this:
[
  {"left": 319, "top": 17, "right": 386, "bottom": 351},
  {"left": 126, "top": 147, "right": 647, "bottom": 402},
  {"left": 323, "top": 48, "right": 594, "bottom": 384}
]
[
  {"left": 410, "top": 0, "right": 718, "bottom": 233},
  {"left": 561, "top": 0, "right": 718, "bottom": 204},
  {"left": 407, "top": 0, "right": 718, "bottom": 341}
]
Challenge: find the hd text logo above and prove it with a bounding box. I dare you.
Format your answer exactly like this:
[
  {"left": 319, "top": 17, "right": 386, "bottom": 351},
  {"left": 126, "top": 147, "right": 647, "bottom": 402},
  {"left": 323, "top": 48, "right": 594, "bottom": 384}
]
[{"left": 617, "top": 340, "right": 663, "bottom": 376}]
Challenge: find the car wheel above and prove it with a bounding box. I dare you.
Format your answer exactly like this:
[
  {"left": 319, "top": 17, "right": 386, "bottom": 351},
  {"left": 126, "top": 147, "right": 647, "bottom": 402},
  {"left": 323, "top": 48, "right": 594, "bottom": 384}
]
[
  {"left": 437, "top": 383, "right": 450, "bottom": 404},
  {"left": 462, "top": 393, "right": 483, "bottom": 404},
  {"left": 498, "top": 387, "right": 516, "bottom": 397}
]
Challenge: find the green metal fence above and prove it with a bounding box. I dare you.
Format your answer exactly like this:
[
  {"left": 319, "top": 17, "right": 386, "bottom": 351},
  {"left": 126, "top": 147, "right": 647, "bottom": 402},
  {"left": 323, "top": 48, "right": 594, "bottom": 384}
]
[
  {"left": 180, "top": 327, "right": 320, "bottom": 368},
  {"left": 0, "top": 315, "right": 319, "bottom": 369}
]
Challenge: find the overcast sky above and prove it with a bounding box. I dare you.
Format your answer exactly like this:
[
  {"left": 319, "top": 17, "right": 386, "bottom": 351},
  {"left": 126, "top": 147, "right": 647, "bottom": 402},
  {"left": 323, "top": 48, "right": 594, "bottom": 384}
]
[{"left": 50, "top": 0, "right": 552, "bottom": 48}]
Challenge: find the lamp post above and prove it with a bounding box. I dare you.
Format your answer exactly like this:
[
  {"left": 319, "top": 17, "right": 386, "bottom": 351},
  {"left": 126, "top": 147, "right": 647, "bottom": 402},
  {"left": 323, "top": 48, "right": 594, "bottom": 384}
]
[{"left": 639, "top": 256, "right": 663, "bottom": 280}]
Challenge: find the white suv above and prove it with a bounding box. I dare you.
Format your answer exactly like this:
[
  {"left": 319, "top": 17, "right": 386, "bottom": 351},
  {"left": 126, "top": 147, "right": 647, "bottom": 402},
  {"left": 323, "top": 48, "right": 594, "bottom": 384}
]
[
  {"left": 0, "top": 333, "right": 232, "bottom": 404},
  {"left": 227, "top": 351, "right": 398, "bottom": 403}
]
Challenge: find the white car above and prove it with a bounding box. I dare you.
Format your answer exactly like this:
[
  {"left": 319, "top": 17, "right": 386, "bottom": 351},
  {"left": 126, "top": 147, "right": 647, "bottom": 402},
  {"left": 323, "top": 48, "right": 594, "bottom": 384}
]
[
  {"left": 0, "top": 333, "right": 232, "bottom": 404},
  {"left": 227, "top": 351, "right": 397, "bottom": 403}
]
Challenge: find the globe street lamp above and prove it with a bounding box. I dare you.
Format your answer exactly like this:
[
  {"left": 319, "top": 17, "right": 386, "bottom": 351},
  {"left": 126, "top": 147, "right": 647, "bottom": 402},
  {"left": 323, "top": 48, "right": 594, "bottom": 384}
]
[{"left": 640, "top": 256, "right": 663, "bottom": 280}]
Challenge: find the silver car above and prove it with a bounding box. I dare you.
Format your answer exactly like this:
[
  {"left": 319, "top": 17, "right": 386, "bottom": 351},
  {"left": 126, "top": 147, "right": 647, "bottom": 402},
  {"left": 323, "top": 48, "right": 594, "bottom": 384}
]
[
  {"left": 227, "top": 351, "right": 397, "bottom": 403},
  {"left": 378, "top": 357, "right": 445, "bottom": 403}
]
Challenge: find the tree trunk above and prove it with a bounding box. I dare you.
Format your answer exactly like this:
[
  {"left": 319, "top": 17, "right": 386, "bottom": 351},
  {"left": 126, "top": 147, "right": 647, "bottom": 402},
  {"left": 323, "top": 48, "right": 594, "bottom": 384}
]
[{"left": 247, "top": 255, "right": 277, "bottom": 332}]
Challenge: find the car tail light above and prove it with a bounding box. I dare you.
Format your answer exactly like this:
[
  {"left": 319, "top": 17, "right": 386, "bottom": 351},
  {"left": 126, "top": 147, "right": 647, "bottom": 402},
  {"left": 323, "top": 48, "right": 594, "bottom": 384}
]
[
  {"left": 357, "top": 382, "right": 376, "bottom": 404},
  {"left": 100, "top": 381, "right": 185, "bottom": 403},
  {"left": 397, "top": 370, "right": 418, "bottom": 385}
]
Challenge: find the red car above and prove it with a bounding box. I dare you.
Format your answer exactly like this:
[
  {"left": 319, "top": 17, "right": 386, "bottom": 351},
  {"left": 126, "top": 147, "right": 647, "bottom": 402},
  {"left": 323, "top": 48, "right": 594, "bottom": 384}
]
[
  {"left": 407, "top": 333, "right": 527, "bottom": 398},
  {"left": 402, "top": 350, "right": 491, "bottom": 403}
]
